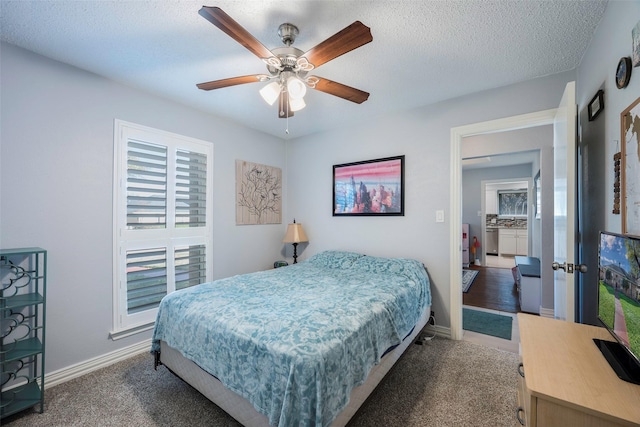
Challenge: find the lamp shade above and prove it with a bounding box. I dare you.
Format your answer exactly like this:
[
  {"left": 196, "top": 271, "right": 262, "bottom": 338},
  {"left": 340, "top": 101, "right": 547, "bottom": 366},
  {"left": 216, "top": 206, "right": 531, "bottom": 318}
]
[
  {"left": 259, "top": 81, "right": 281, "bottom": 106},
  {"left": 286, "top": 76, "right": 307, "bottom": 99},
  {"left": 282, "top": 222, "right": 308, "bottom": 243},
  {"left": 289, "top": 96, "right": 306, "bottom": 112}
]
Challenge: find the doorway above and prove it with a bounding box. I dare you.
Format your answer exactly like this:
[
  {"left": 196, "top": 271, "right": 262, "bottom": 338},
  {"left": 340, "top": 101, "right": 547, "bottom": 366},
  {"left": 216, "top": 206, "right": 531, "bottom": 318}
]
[
  {"left": 462, "top": 166, "right": 534, "bottom": 314},
  {"left": 449, "top": 109, "right": 557, "bottom": 340}
]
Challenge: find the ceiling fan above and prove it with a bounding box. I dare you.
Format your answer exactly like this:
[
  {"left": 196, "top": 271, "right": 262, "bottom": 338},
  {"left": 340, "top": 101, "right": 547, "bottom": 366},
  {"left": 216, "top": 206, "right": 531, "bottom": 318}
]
[{"left": 196, "top": 6, "right": 373, "bottom": 119}]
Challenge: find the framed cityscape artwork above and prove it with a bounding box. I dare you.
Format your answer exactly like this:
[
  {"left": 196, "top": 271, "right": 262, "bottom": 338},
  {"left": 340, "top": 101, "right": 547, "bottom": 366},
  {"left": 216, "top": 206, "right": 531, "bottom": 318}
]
[{"left": 333, "top": 155, "right": 404, "bottom": 216}]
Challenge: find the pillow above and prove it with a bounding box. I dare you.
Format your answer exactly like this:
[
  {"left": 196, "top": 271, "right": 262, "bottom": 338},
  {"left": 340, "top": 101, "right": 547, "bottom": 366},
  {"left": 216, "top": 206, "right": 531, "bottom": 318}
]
[
  {"left": 306, "top": 250, "right": 364, "bottom": 269},
  {"left": 351, "top": 255, "right": 428, "bottom": 285}
]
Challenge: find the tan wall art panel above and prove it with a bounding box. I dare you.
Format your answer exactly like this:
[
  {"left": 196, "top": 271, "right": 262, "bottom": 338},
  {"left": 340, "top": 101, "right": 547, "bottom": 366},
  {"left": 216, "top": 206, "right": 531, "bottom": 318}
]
[{"left": 236, "top": 160, "right": 282, "bottom": 225}]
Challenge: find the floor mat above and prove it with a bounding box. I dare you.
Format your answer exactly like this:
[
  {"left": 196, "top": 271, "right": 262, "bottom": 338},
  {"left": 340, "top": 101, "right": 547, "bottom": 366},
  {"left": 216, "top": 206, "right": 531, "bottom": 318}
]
[
  {"left": 462, "top": 308, "right": 513, "bottom": 340},
  {"left": 462, "top": 269, "right": 479, "bottom": 292}
]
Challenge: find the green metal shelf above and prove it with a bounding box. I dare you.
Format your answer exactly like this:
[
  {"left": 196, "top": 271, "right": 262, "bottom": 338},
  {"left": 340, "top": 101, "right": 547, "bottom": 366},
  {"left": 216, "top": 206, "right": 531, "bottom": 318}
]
[
  {"left": 1, "top": 248, "right": 46, "bottom": 419},
  {"left": 0, "top": 247, "right": 46, "bottom": 256},
  {"left": 1, "top": 337, "right": 43, "bottom": 362},
  {"left": 0, "top": 292, "right": 44, "bottom": 310},
  {"left": 0, "top": 381, "right": 43, "bottom": 418}
]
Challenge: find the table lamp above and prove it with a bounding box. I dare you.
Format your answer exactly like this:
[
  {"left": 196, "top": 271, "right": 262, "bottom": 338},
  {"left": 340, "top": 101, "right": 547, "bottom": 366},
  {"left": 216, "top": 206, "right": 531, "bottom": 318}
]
[{"left": 282, "top": 219, "right": 308, "bottom": 264}]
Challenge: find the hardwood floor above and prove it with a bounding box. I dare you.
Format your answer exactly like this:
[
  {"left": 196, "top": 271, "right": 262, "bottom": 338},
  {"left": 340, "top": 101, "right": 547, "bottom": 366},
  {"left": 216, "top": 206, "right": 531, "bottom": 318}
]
[
  {"left": 463, "top": 265, "right": 520, "bottom": 313},
  {"left": 462, "top": 257, "right": 520, "bottom": 354},
  {"left": 461, "top": 265, "right": 521, "bottom": 353}
]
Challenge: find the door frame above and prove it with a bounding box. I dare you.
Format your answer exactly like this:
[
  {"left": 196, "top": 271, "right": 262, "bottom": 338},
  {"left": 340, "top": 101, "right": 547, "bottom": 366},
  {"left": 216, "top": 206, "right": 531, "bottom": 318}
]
[{"left": 449, "top": 109, "right": 556, "bottom": 340}]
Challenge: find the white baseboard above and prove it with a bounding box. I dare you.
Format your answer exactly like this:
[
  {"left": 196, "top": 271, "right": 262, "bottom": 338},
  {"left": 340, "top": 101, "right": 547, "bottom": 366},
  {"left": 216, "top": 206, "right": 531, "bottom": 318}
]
[
  {"left": 424, "top": 324, "right": 451, "bottom": 339},
  {"left": 539, "top": 307, "right": 554, "bottom": 318},
  {"left": 45, "top": 339, "right": 152, "bottom": 389}
]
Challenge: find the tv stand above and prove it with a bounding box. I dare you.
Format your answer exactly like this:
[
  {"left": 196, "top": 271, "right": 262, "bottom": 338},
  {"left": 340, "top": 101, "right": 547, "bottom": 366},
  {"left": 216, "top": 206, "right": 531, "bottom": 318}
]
[
  {"left": 517, "top": 314, "right": 640, "bottom": 426},
  {"left": 593, "top": 338, "right": 640, "bottom": 385}
]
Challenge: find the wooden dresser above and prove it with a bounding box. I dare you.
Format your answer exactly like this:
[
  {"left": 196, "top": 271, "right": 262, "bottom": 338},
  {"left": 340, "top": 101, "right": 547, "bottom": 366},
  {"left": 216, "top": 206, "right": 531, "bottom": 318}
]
[{"left": 517, "top": 314, "right": 640, "bottom": 426}]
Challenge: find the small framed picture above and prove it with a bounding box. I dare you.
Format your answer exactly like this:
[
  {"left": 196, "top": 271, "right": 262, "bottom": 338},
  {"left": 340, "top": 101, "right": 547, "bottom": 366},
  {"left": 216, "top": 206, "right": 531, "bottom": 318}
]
[
  {"left": 588, "top": 90, "right": 604, "bottom": 121},
  {"left": 333, "top": 155, "right": 404, "bottom": 216}
]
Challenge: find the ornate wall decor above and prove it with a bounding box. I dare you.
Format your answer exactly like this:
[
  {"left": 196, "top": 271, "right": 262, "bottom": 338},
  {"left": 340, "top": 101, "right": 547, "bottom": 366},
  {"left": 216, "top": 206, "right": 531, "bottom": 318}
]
[
  {"left": 614, "top": 152, "right": 621, "bottom": 214},
  {"left": 622, "top": 97, "right": 640, "bottom": 234},
  {"left": 236, "top": 160, "right": 282, "bottom": 225}
]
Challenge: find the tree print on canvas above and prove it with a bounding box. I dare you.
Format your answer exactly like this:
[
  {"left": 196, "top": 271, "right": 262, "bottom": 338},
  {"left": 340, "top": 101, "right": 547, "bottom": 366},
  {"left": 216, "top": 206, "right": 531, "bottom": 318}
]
[{"left": 236, "top": 160, "right": 282, "bottom": 225}]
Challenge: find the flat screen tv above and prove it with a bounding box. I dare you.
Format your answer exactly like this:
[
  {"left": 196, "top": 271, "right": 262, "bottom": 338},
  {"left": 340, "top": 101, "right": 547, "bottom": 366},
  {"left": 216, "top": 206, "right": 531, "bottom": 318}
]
[{"left": 596, "top": 231, "right": 640, "bottom": 384}]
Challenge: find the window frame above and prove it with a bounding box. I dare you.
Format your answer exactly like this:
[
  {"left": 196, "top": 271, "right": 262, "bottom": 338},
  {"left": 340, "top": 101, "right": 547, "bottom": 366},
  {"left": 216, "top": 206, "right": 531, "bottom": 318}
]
[
  {"left": 497, "top": 189, "right": 528, "bottom": 217},
  {"left": 111, "top": 120, "right": 214, "bottom": 338}
]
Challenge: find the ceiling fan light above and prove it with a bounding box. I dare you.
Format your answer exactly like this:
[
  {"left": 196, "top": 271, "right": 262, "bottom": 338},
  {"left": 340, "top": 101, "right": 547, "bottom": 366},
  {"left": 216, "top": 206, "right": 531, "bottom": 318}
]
[
  {"left": 290, "top": 96, "right": 306, "bottom": 112},
  {"left": 287, "top": 76, "right": 307, "bottom": 99},
  {"left": 259, "top": 81, "right": 281, "bottom": 105}
]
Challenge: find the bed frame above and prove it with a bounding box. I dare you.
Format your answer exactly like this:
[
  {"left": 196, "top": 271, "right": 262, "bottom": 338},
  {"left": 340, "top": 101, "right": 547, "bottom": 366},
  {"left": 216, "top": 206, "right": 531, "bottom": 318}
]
[{"left": 157, "top": 306, "right": 430, "bottom": 427}]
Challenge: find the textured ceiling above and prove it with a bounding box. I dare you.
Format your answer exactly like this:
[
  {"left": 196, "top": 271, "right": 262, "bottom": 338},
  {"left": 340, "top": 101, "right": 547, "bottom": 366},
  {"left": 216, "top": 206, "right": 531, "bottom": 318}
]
[{"left": 0, "top": 1, "right": 607, "bottom": 139}]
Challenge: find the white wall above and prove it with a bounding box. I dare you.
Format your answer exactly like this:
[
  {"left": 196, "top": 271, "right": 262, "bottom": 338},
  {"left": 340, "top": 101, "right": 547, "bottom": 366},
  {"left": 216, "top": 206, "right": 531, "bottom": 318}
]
[
  {"left": 285, "top": 71, "right": 575, "bottom": 328},
  {"left": 0, "top": 43, "right": 286, "bottom": 372}
]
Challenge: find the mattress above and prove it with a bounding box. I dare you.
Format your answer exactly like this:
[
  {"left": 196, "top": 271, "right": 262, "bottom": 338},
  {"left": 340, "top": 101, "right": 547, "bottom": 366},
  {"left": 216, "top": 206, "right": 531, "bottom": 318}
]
[
  {"left": 158, "top": 306, "right": 430, "bottom": 427},
  {"left": 152, "top": 251, "right": 431, "bottom": 427}
]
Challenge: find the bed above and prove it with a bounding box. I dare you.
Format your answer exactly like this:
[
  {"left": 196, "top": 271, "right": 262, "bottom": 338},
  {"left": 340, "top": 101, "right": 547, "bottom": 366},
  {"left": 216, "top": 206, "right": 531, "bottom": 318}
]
[{"left": 151, "top": 250, "right": 431, "bottom": 427}]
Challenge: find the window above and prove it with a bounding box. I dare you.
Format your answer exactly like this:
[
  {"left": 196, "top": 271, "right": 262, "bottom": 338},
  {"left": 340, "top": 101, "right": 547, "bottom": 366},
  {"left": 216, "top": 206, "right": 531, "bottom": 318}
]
[
  {"left": 498, "top": 190, "right": 528, "bottom": 217},
  {"left": 112, "top": 120, "right": 213, "bottom": 337}
]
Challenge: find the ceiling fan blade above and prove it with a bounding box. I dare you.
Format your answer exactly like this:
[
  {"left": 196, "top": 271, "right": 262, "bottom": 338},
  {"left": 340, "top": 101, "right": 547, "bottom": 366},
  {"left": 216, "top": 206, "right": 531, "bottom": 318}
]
[
  {"left": 301, "top": 21, "right": 372, "bottom": 68},
  {"left": 278, "top": 92, "right": 294, "bottom": 118},
  {"left": 311, "top": 77, "right": 370, "bottom": 104},
  {"left": 196, "top": 75, "right": 264, "bottom": 91},
  {"left": 199, "top": 6, "right": 278, "bottom": 64}
]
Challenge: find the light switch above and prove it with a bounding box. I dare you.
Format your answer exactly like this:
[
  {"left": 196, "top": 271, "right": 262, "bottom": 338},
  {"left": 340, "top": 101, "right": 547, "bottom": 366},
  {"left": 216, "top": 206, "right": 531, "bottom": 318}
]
[{"left": 436, "top": 210, "right": 445, "bottom": 223}]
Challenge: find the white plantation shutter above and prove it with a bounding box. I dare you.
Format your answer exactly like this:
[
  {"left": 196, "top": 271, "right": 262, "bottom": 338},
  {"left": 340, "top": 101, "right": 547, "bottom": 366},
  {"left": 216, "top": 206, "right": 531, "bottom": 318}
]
[
  {"left": 127, "top": 141, "right": 167, "bottom": 229},
  {"left": 175, "top": 149, "right": 207, "bottom": 228},
  {"left": 113, "top": 120, "right": 213, "bottom": 335},
  {"left": 175, "top": 244, "right": 207, "bottom": 290},
  {"left": 126, "top": 247, "right": 167, "bottom": 314}
]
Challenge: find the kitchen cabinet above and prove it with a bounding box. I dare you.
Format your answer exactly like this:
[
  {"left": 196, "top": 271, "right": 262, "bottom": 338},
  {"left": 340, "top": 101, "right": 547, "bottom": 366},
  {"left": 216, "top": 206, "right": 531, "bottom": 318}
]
[
  {"left": 486, "top": 189, "right": 498, "bottom": 214},
  {"left": 499, "top": 228, "right": 527, "bottom": 256}
]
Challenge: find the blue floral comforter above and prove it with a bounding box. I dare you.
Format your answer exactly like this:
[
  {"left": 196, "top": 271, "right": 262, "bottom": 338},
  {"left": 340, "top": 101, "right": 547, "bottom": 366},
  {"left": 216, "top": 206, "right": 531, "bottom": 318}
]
[{"left": 151, "top": 251, "right": 431, "bottom": 427}]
